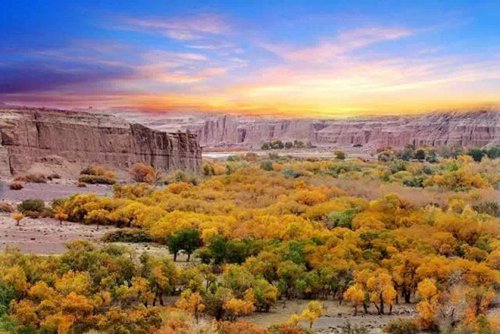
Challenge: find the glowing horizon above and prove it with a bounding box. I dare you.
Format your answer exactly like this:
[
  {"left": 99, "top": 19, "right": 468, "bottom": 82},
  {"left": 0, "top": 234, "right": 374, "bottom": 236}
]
[{"left": 1, "top": 1, "right": 500, "bottom": 117}]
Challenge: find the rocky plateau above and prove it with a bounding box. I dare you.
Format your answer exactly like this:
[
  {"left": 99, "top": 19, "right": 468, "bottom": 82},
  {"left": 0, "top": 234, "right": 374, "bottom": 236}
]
[
  {"left": 0, "top": 107, "right": 202, "bottom": 178},
  {"left": 129, "top": 110, "right": 499, "bottom": 150}
]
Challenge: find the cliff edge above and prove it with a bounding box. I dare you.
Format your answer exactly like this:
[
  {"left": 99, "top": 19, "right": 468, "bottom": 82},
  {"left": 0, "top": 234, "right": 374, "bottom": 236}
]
[
  {"left": 188, "top": 110, "right": 499, "bottom": 149},
  {"left": 0, "top": 107, "right": 202, "bottom": 178}
]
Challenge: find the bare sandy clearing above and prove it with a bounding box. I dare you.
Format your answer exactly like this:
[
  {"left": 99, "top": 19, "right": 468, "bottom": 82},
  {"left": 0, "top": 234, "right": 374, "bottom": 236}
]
[
  {"left": 0, "top": 180, "right": 112, "bottom": 202},
  {"left": 247, "top": 299, "right": 417, "bottom": 333},
  {"left": 0, "top": 214, "right": 115, "bottom": 254}
]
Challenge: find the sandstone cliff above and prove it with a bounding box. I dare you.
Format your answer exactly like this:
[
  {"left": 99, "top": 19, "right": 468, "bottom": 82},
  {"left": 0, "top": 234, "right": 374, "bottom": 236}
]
[
  {"left": 0, "top": 107, "right": 202, "bottom": 177},
  {"left": 145, "top": 110, "right": 498, "bottom": 149}
]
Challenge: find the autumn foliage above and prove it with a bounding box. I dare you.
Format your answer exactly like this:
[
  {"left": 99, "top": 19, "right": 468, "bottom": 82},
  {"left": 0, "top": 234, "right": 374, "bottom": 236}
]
[{"left": 0, "top": 153, "right": 498, "bottom": 332}]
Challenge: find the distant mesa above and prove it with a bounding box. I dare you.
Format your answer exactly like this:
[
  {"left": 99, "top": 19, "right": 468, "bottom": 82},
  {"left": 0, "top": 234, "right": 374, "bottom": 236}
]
[
  {"left": 0, "top": 106, "right": 202, "bottom": 178},
  {"left": 133, "top": 110, "right": 500, "bottom": 150}
]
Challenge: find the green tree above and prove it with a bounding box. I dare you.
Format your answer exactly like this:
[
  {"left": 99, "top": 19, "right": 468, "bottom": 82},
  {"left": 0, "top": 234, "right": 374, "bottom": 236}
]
[
  {"left": 467, "top": 148, "right": 485, "bottom": 162},
  {"left": 484, "top": 146, "right": 500, "bottom": 159},
  {"left": 166, "top": 229, "right": 202, "bottom": 262},
  {"left": 414, "top": 149, "right": 426, "bottom": 161}
]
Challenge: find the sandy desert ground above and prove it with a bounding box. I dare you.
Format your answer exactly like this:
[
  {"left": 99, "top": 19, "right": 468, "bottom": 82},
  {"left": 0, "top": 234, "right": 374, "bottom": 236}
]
[
  {"left": 247, "top": 299, "right": 417, "bottom": 333},
  {"left": 0, "top": 180, "right": 112, "bottom": 202},
  {"left": 0, "top": 214, "right": 115, "bottom": 255}
]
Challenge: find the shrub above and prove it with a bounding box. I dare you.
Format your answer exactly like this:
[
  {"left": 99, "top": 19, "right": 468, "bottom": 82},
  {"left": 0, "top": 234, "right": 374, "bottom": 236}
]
[
  {"left": 165, "top": 170, "right": 199, "bottom": 185},
  {"left": 0, "top": 202, "right": 14, "bottom": 213},
  {"left": 14, "top": 173, "right": 47, "bottom": 183},
  {"left": 484, "top": 146, "right": 500, "bottom": 159},
  {"left": 384, "top": 319, "right": 419, "bottom": 334},
  {"left": 378, "top": 151, "right": 393, "bottom": 162},
  {"left": 473, "top": 201, "right": 500, "bottom": 217},
  {"left": 78, "top": 174, "right": 116, "bottom": 185},
  {"left": 414, "top": 149, "right": 426, "bottom": 161},
  {"left": 47, "top": 173, "right": 61, "bottom": 180},
  {"left": 217, "top": 321, "right": 264, "bottom": 334},
  {"left": 402, "top": 176, "right": 424, "bottom": 188},
  {"left": 51, "top": 198, "right": 67, "bottom": 210},
  {"left": 335, "top": 150, "right": 346, "bottom": 160},
  {"left": 282, "top": 168, "right": 303, "bottom": 179},
  {"left": 426, "top": 151, "right": 439, "bottom": 163},
  {"left": 327, "top": 208, "right": 358, "bottom": 229},
  {"left": 203, "top": 164, "right": 216, "bottom": 176},
  {"left": 102, "top": 229, "right": 152, "bottom": 243},
  {"left": 8, "top": 182, "right": 23, "bottom": 190},
  {"left": 243, "top": 153, "right": 259, "bottom": 162},
  {"left": 79, "top": 165, "right": 116, "bottom": 184},
  {"left": 17, "top": 199, "right": 49, "bottom": 219},
  {"left": 467, "top": 148, "right": 485, "bottom": 162},
  {"left": 260, "top": 160, "right": 273, "bottom": 171},
  {"left": 130, "top": 163, "right": 159, "bottom": 184},
  {"left": 77, "top": 182, "right": 87, "bottom": 187},
  {"left": 340, "top": 321, "right": 369, "bottom": 334},
  {"left": 17, "top": 199, "right": 45, "bottom": 214},
  {"left": 267, "top": 324, "right": 312, "bottom": 334}
]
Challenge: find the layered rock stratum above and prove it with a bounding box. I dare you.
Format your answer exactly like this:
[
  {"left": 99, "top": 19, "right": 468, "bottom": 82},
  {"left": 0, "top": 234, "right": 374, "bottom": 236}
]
[
  {"left": 129, "top": 110, "right": 499, "bottom": 149},
  {"left": 0, "top": 107, "right": 202, "bottom": 177}
]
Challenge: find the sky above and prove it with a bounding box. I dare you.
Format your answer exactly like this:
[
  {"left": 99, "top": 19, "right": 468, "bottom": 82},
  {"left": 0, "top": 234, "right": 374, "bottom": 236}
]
[{"left": 1, "top": 0, "right": 500, "bottom": 117}]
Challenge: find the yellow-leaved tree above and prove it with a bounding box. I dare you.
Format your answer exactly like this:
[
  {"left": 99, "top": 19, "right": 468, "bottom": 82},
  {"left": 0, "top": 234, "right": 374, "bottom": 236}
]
[{"left": 299, "top": 300, "right": 324, "bottom": 329}]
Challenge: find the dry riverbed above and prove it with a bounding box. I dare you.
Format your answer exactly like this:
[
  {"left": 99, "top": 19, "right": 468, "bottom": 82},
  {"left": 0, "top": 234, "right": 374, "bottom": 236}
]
[{"left": 0, "top": 214, "right": 115, "bottom": 254}]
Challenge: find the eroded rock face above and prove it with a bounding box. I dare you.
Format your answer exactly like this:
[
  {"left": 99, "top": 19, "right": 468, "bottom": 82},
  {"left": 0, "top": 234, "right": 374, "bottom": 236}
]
[
  {"left": 178, "top": 111, "right": 499, "bottom": 149},
  {"left": 0, "top": 107, "right": 202, "bottom": 177}
]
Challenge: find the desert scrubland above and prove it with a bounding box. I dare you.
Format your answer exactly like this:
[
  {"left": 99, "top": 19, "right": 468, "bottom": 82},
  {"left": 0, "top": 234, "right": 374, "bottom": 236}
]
[{"left": 0, "top": 146, "right": 498, "bottom": 333}]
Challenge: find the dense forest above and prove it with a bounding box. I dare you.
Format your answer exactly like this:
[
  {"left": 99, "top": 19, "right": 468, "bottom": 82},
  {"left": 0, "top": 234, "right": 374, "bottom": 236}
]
[{"left": 1, "top": 147, "right": 499, "bottom": 334}]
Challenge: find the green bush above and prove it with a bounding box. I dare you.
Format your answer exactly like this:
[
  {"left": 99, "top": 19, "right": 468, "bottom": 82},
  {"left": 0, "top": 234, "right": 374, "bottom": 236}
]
[
  {"left": 78, "top": 174, "right": 116, "bottom": 185},
  {"left": 340, "top": 321, "right": 369, "bottom": 334},
  {"left": 17, "top": 199, "right": 45, "bottom": 214},
  {"left": 164, "top": 170, "right": 200, "bottom": 185},
  {"left": 414, "top": 149, "right": 426, "bottom": 160},
  {"left": 335, "top": 150, "right": 346, "bottom": 160},
  {"left": 260, "top": 160, "right": 273, "bottom": 171},
  {"left": 327, "top": 208, "right": 358, "bottom": 229},
  {"left": 484, "top": 146, "right": 500, "bottom": 159},
  {"left": 102, "top": 229, "right": 152, "bottom": 243},
  {"left": 402, "top": 176, "right": 424, "bottom": 188},
  {"left": 467, "top": 148, "right": 485, "bottom": 162},
  {"left": 17, "top": 199, "right": 50, "bottom": 218},
  {"left": 384, "top": 319, "right": 419, "bottom": 334},
  {"left": 282, "top": 168, "right": 303, "bottom": 179}
]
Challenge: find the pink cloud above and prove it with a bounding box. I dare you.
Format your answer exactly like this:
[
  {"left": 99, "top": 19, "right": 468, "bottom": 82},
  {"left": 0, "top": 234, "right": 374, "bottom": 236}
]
[
  {"left": 121, "top": 13, "right": 230, "bottom": 40},
  {"left": 265, "top": 27, "right": 412, "bottom": 63}
]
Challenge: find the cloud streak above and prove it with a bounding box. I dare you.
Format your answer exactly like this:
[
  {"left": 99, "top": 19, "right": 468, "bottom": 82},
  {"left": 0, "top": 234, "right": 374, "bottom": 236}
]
[
  {"left": 264, "top": 27, "right": 412, "bottom": 63},
  {"left": 120, "top": 13, "right": 230, "bottom": 41}
]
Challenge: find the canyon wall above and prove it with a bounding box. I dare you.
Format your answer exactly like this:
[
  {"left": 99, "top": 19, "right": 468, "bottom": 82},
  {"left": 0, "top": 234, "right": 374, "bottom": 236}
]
[
  {"left": 179, "top": 110, "right": 499, "bottom": 149},
  {"left": 0, "top": 107, "right": 202, "bottom": 177}
]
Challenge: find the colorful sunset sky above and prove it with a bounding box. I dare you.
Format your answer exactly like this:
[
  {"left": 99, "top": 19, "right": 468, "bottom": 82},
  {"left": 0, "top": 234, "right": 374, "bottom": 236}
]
[{"left": 1, "top": 0, "right": 500, "bottom": 117}]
